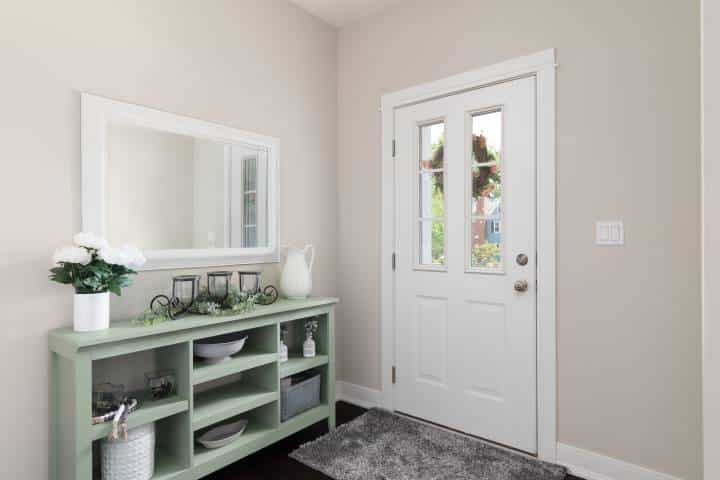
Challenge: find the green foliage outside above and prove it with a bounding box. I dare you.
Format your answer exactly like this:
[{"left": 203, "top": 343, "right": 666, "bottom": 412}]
[
  {"left": 472, "top": 241, "right": 501, "bottom": 268},
  {"left": 427, "top": 135, "right": 503, "bottom": 267},
  {"left": 430, "top": 169, "right": 445, "bottom": 265}
]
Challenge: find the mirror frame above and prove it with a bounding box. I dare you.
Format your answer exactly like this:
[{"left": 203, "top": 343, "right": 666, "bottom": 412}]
[{"left": 81, "top": 93, "right": 280, "bottom": 270}]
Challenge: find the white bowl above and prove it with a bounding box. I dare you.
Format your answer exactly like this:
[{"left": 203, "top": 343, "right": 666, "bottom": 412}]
[
  {"left": 196, "top": 419, "right": 248, "bottom": 449},
  {"left": 194, "top": 334, "right": 248, "bottom": 364}
]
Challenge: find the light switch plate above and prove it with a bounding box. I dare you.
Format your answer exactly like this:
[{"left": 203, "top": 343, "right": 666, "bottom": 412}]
[{"left": 596, "top": 220, "right": 624, "bottom": 245}]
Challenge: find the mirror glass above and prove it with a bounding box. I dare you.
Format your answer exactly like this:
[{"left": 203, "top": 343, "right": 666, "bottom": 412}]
[{"left": 105, "top": 122, "right": 269, "bottom": 250}]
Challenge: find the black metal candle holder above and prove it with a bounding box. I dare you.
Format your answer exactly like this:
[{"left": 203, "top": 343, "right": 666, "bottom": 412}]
[
  {"left": 237, "top": 270, "right": 278, "bottom": 305},
  {"left": 150, "top": 274, "right": 200, "bottom": 319},
  {"left": 257, "top": 285, "right": 279, "bottom": 305}
]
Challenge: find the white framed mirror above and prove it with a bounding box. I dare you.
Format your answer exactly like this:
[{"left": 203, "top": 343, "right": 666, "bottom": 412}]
[{"left": 81, "top": 93, "right": 279, "bottom": 270}]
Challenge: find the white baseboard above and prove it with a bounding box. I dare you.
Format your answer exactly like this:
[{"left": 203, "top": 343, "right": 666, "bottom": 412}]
[
  {"left": 557, "top": 443, "right": 683, "bottom": 480},
  {"left": 336, "top": 381, "right": 382, "bottom": 409}
]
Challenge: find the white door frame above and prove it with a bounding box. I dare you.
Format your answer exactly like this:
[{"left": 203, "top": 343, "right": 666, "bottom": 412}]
[{"left": 379, "top": 49, "right": 557, "bottom": 461}]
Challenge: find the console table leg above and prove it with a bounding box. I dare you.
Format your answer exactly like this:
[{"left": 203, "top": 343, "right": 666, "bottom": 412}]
[
  {"left": 327, "top": 310, "right": 336, "bottom": 430},
  {"left": 73, "top": 353, "right": 92, "bottom": 480},
  {"left": 53, "top": 352, "right": 92, "bottom": 480},
  {"left": 49, "top": 352, "right": 58, "bottom": 480}
]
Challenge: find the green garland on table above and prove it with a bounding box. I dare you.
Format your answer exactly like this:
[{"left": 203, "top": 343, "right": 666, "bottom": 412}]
[
  {"left": 133, "top": 286, "right": 270, "bottom": 327},
  {"left": 133, "top": 304, "right": 172, "bottom": 326},
  {"left": 189, "top": 286, "right": 260, "bottom": 315}
]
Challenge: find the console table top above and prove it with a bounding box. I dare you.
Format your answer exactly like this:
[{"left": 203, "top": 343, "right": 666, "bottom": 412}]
[{"left": 49, "top": 297, "right": 338, "bottom": 353}]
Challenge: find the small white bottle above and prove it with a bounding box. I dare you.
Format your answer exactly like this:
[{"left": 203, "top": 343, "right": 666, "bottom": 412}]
[
  {"left": 279, "top": 328, "right": 289, "bottom": 363},
  {"left": 279, "top": 340, "right": 288, "bottom": 363},
  {"left": 303, "top": 332, "right": 316, "bottom": 358}
]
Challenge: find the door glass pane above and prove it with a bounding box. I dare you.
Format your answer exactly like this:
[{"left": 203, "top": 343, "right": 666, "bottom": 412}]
[
  {"left": 470, "top": 110, "right": 503, "bottom": 271},
  {"left": 419, "top": 172, "right": 444, "bottom": 218},
  {"left": 418, "top": 121, "right": 445, "bottom": 266},
  {"left": 420, "top": 122, "right": 445, "bottom": 170},
  {"left": 470, "top": 218, "right": 502, "bottom": 269},
  {"left": 419, "top": 219, "right": 445, "bottom": 266}
]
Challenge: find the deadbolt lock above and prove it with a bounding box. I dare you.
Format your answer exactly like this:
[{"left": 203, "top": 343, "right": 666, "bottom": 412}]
[{"left": 516, "top": 253, "right": 529, "bottom": 266}]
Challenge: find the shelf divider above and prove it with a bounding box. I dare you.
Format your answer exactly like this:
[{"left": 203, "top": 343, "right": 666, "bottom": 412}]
[{"left": 151, "top": 449, "right": 185, "bottom": 480}]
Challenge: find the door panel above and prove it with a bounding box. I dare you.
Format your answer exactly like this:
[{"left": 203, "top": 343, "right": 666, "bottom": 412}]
[
  {"left": 416, "top": 296, "right": 449, "bottom": 386},
  {"left": 463, "top": 300, "right": 506, "bottom": 402},
  {"left": 394, "top": 76, "right": 537, "bottom": 453}
]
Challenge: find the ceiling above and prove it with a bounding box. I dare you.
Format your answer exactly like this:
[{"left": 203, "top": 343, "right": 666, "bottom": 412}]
[{"left": 289, "top": 0, "right": 402, "bottom": 27}]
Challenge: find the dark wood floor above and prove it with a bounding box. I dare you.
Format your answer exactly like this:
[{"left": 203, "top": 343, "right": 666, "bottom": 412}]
[{"left": 206, "top": 401, "right": 584, "bottom": 480}]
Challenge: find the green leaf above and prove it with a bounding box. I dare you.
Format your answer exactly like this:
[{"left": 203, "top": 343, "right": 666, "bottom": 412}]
[
  {"left": 49, "top": 256, "right": 138, "bottom": 295},
  {"left": 49, "top": 266, "right": 73, "bottom": 284}
]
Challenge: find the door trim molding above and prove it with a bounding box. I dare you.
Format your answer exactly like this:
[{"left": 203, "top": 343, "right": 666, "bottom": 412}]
[{"left": 379, "top": 48, "right": 557, "bottom": 461}]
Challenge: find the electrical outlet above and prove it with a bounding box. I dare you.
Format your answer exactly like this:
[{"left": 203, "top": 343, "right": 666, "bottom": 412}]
[{"left": 596, "top": 221, "right": 624, "bottom": 245}]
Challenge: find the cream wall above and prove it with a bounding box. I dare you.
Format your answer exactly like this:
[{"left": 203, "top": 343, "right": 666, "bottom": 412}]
[
  {"left": 336, "top": 1, "right": 701, "bottom": 479},
  {"left": 0, "top": 1, "right": 337, "bottom": 478},
  {"left": 703, "top": 0, "right": 718, "bottom": 477}
]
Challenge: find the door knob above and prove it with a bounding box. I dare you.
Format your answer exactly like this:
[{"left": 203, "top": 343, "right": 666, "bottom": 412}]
[{"left": 514, "top": 280, "right": 529, "bottom": 292}]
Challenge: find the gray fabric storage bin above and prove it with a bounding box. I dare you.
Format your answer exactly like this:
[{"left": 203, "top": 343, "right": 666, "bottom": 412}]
[{"left": 281, "top": 372, "right": 321, "bottom": 421}]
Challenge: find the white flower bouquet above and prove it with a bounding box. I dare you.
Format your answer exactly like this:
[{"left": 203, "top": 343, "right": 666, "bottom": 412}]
[{"left": 50, "top": 232, "right": 145, "bottom": 295}]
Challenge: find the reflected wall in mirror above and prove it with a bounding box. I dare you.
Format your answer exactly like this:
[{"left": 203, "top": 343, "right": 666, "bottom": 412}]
[
  {"left": 82, "top": 94, "right": 279, "bottom": 270},
  {"left": 105, "top": 123, "right": 268, "bottom": 250}
]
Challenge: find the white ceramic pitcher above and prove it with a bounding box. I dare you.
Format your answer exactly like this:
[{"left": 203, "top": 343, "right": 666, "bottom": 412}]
[{"left": 279, "top": 244, "right": 314, "bottom": 299}]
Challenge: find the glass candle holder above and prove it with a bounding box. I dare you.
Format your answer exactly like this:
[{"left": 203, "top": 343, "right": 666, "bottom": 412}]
[
  {"left": 145, "top": 370, "right": 176, "bottom": 400},
  {"left": 238, "top": 271, "right": 262, "bottom": 295},
  {"left": 92, "top": 382, "right": 125, "bottom": 415},
  {"left": 207, "top": 271, "right": 233, "bottom": 302},
  {"left": 172, "top": 275, "right": 201, "bottom": 310}
]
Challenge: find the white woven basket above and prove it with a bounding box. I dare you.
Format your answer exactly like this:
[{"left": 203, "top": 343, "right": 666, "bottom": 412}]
[{"left": 101, "top": 423, "right": 155, "bottom": 480}]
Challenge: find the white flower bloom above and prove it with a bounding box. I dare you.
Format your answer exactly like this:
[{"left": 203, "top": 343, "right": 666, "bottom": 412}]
[
  {"left": 53, "top": 246, "right": 92, "bottom": 265},
  {"left": 98, "top": 245, "right": 146, "bottom": 269},
  {"left": 120, "top": 245, "right": 146, "bottom": 269},
  {"left": 73, "top": 232, "right": 109, "bottom": 250},
  {"left": 98, "top": 247, "right": 127, "bottom": 267}
]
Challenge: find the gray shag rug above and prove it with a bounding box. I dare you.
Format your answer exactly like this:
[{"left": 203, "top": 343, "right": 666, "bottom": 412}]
[{"left": 290, "top": 409, "right": 567, "bottom": 480}]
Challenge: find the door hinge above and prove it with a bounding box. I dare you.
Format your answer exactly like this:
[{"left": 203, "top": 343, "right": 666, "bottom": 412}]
[
  {"left": 392, "top": 139, "right": 396, "bottom": 157},
  {"left": 392, "top": 366, "right": 396, "bottom": 384},
  {"left": 391, "top": 252, "right": 397, "bottom": 271}
]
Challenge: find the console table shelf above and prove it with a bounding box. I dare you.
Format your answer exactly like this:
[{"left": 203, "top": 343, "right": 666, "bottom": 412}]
[
  {"left": 280, "top": 354, "right": 329, "bottom": 377},
  {"left": 192, "top": 351, "right": 277, "bottom": 385},
  {"left": 89, "top": 395, "right": 189, "bottom": 441},
  {"left": 49, "top": 297, "right": 337, "bottom": 480},
  {"left": 193, "top": 384, "right": 278, "bottom": 431}
]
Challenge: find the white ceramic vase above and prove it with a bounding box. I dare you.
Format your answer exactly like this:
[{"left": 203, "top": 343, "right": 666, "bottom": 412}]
[
  {"left": 280, "top": 245, "right": 314, "bottom": 299},
  {"left": 73, "top": 292, "right": 110, "bottom": 332}
]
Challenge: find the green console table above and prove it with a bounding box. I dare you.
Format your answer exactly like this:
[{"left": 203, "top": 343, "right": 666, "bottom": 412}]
[{"left": 49, "top": 297, "right": 338, "bottom": 480}]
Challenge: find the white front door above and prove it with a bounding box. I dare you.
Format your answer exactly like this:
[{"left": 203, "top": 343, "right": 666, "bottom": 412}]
[{"left": 394, "top": 76, "right": 537, "bottom": 453}]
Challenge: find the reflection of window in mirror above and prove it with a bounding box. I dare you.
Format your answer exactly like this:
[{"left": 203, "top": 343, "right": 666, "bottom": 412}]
[{"left": 229, "top": 146, "right": 268, "bottom": 248}]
